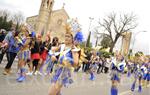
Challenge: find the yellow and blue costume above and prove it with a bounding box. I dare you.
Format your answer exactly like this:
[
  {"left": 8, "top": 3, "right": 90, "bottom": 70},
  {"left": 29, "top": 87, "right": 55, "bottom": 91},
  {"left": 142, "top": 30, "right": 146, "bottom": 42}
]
[
  {"left": 110, "top": 57, "right": 126, "bottom": 95},
  {"left": 51, "top": 44, "right": 74, "bottom": 87}
]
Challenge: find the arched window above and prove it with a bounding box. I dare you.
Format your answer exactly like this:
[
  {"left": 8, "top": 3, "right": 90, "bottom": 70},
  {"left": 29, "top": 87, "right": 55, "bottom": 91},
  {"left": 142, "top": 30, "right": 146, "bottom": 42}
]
[{"left": 57, "top": 19, "right": 63, "bottom": 26}]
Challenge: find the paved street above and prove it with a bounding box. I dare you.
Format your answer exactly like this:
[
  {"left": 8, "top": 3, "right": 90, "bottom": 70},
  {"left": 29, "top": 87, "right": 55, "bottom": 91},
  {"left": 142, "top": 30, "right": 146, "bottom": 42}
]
[{"left": 0, "top": 59, "right": 149, "bottom": 95}]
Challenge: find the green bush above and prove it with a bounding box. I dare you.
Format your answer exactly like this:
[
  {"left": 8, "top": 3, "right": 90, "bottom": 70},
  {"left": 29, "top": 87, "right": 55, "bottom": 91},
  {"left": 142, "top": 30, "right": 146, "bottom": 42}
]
[{"left": 99, "top": 49, "right": 112, "bottom": 58}]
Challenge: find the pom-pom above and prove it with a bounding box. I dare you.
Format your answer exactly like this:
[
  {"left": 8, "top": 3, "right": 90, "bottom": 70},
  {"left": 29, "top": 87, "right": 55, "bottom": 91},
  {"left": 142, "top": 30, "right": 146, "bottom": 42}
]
[
  {"left": 74, "top": 31, "right": 84, "bottom": 43},
  {"left": 31, "top": 31, "right": 36, "bottom": 37}
]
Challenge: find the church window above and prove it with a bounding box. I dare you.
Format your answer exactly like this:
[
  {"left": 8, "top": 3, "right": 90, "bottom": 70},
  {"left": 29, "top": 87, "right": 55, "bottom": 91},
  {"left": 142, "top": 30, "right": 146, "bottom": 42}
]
[{"left": 57, "top": 19, "right": 62, "bottom": 25}]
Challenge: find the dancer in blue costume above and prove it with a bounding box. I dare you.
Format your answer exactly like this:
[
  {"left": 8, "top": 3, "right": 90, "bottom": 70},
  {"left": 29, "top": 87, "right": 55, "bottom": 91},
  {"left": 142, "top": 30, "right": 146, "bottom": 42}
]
[
  {"left": 146, "top": 57, "right": 150, "bottom": 87},
  {"left": 45, "top": 37, "right": 59, "bottom": 75},
  {"left": 73, "top": 23, "right": 84, "bottom": 72},
  {"left": 130, "top": 53, "right": 145, "bottom": 92},
  {"left": 48, "top": 24, "right": 79, "bottom": 95},
  {"left": 88, "top": 50, "right": 99, "bottom": 81},
  {"left": 145, "top": 57, "right": 150, "bottom": 87},
  {"left": 126, "top": 59, "right": 132, "bottom": 78},
  {"left": 110, "top": 52, "right": 126, "bottom": 95},
  {"left": 141, "top": 56, "right": 150, "bottom": 87},
  {"left": 16, "top": 26, "right": 31, "bottom": 82}
]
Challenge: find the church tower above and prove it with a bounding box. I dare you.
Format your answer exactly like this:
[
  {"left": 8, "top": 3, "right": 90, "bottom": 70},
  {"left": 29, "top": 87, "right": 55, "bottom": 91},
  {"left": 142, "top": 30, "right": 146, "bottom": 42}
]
[
  {"left": 35, "top": 0, "right": 54, "bottom": 36},
  {"left": 26, "top": 0, "right": 69, "bottom": 41}
]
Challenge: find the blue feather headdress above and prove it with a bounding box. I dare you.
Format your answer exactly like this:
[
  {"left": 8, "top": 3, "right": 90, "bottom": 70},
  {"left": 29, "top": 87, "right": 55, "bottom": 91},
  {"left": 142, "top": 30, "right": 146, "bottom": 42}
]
[
  {"left": 74, "top": 31, "right": 84, "bottom": 43},
  {"left": 31, "top": 31, "right": 36, "bottom": 37},
  {"left": 67, "top": 18, "right": 84, "bottom": 43}
]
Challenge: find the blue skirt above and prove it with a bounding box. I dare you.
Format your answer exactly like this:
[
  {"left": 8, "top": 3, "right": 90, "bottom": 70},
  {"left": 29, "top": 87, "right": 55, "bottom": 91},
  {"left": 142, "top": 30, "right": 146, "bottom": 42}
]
[
  {"left": 111, "top": 70, "right": 120, "bottom": 81},
  {"left": 134, "top": 71, "right": 143, "bottom": 79},
  {"left": 18, "top": 50, "right": 30, "bottom": 61},
  {"left": 143, "top": 73, "right": 150, "bottom": 81},
  {"left": 51, "top": 65, "right": 74, "bottom": 87},
  {"left": 89, "top": 63, "right": 97, "bottom": 72}
]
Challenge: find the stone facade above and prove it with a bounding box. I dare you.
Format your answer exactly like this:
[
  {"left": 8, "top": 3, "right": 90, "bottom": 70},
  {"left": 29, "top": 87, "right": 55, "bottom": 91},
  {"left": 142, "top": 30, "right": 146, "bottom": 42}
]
[
  {"left": 26, "top": 0, "right": 69, "bottom": 42},
  {"left": 121, "top": 32, "right": 132, "bottom": 56}
]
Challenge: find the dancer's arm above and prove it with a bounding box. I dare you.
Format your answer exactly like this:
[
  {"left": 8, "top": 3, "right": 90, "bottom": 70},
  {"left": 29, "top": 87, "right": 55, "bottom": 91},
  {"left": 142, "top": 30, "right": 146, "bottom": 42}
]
[{"left": 72, "top": 51, "right": 79, "bottom": 67}]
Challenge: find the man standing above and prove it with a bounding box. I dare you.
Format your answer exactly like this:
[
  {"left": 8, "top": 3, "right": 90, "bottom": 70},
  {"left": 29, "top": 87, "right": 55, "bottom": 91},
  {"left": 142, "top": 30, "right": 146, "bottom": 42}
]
[{"left": 2, "top": 28, "right": 20, "bottom": 75}]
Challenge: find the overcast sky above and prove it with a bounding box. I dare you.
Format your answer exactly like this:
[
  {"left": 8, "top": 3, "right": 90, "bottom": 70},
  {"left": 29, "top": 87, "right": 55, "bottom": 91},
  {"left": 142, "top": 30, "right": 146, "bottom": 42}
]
[{"left": 0, "top": 0, "right": 149, "bottom": 54}]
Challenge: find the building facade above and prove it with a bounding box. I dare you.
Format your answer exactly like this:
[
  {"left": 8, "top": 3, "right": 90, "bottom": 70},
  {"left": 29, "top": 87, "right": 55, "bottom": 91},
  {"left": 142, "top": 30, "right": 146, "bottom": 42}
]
[{"left": 26, "top": 0, "right": 69, "bottom": 41}]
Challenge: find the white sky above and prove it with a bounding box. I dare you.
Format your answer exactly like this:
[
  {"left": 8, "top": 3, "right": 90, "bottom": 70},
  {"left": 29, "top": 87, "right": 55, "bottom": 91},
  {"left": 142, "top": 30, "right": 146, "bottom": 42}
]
[{"left": 0, "top": 0, "right": 149, "bottom": 54}]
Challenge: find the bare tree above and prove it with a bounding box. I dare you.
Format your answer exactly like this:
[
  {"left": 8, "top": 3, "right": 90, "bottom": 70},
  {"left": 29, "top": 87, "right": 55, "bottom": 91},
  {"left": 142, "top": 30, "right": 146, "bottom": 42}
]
[
  {"left": 0, "top": 10, "right": 24, "bottom": 24},
  {"left": 11, "top": 11, "right": 25, "bottom": 31},
  {"left": 0, "top": 9, "right": 11, "bottom": 19},
  {"left": 98, "top": 12, "right": 137, "bottom": 53},
  {"left": 12, "top": 11, "right": 24, "bottom": 24},
  {"left": 93, "top": 26, "right": 112, "bottom": 47},
  {"left": 0, "top": 10, "right": 7, "bottom": 16},
  {"left": 0, "top": 9, "right": 25, "bottom": 31},
  {"left": 93, "top": 27, "right": 103, "bottom": 47}
]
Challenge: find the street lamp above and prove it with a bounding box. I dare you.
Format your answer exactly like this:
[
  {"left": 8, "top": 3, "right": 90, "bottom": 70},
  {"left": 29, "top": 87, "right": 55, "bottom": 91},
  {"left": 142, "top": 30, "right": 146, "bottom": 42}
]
[
  {"left": 85, "top": 17, "right": 94, "bottom": 47},
  {"left": 131, "top": 31, "right": 147, "bottom": 52},
  {"left": 88, "top": 17, "right": 94, "bottom": 32}
]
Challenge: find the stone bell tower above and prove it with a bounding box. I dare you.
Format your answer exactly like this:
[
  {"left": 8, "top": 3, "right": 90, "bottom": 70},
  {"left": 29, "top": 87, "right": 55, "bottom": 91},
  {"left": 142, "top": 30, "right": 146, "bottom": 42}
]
[
  {"left": 35, "top": 0, "right": 54, "bottom": 36},
  {"left": 121, "top": 32, "right": 132, "bottom": 56}
]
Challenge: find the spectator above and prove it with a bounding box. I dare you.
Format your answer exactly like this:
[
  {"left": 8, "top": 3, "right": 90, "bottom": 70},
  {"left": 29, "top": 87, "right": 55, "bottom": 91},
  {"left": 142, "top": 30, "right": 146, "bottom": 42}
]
[
  {"left": 0, "top": 29, "right": 7, "bottom": 64},
  {"left": 3, "top": 28, "right": 20, "bottom": 75}
]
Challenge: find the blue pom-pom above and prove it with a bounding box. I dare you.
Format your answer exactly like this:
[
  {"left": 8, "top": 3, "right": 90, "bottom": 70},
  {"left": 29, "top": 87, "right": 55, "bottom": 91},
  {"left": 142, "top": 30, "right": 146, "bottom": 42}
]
[
  {"left": 74, "top": 31, "right": 84, "bottom": 43},
  {"left": 31, "top": 31, "right": 36, "bottom": 37}
]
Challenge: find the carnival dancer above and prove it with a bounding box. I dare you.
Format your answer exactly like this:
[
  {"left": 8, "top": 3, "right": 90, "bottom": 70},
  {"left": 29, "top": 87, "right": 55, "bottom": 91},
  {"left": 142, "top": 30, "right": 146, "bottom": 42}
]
[
  {"left": 16, "top": 26, "right": 31, "bottom": 82},
  {"left": 73, "top": 25, "right": 84, "bottom": 72},
  {"left": 126, "top": 59, "right": 134, "bottom": 78},
  {"left": 131, "top": 53, "right": 145, "bottom": 92},
  {"left": 88, "top": 51, "right": 99, "bottom": 81},
  {"left": 45, "top": 36, "right": 59, "bottom": 75},
  {"left": 48, "top": 24, "right": 79, "bottom": 95},
  {"left": 110, "top": 53, "right": 126, "bottom": 95},
  {"left": 141, "top": 56, "right": 150, "bottom": 87},
  {"left": 146, "top": 57, "right": 150, "bottom": 86}
]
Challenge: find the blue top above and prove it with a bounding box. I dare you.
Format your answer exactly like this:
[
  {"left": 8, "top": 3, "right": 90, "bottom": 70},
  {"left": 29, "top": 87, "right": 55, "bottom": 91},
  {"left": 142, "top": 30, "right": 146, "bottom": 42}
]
[
  {"left": 4, "top": 32, "right": 20, "bottom": 53},
  {"left": 59, "top": 49, "right": 74, "bottom": 65}
]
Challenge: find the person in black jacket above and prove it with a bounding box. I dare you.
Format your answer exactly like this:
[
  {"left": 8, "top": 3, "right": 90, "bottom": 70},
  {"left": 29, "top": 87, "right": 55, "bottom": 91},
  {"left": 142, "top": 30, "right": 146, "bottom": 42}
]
[
  {"left": 30, "top": 35, "right": 41, "bottom": 75},
  {"left": 0, "top": 29, "right": 7, "bottom": 64},
  {"left": 37, "top": 34, "right": 51, "bottom": 75},
  {"left": 84, "top": 51, "right": 92, "bottom": 72}
]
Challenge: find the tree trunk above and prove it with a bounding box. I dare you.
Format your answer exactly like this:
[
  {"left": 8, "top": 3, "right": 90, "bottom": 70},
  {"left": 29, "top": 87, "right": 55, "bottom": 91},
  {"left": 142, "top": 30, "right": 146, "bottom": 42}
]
[
  {"left": 109, "top": 34, "right": 120, "bottom": 53},
  {"left": 86, "top": 31, "right": 91, "bottom": 47},
  {"left": 95, "top": 37, "right": 98, "bottom": 47},
  {"left": 109, "top": 42, "right": 115, "bottom": 53}
]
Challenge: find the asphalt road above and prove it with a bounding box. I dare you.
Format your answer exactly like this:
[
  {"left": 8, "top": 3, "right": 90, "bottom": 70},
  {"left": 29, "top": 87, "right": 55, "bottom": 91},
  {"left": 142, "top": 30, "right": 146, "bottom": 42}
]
[{"left": 0, "top": 58, "right": 149, "bottom": 95}]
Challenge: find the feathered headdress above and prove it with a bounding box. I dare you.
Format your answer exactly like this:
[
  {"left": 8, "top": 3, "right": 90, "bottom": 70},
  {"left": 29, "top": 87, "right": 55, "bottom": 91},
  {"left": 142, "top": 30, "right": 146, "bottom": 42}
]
[
  {"left": 31, "top": 31, "right": 36, "bottom": 37},
  {"left": 74, "top": 31, "right": 84, "bottom": 43},
  {"left": 65, "top": 23, "right": 73, "bottom": 35},
  {"left": 66, "top": 18, "right": 84, "bottom": 43}
]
